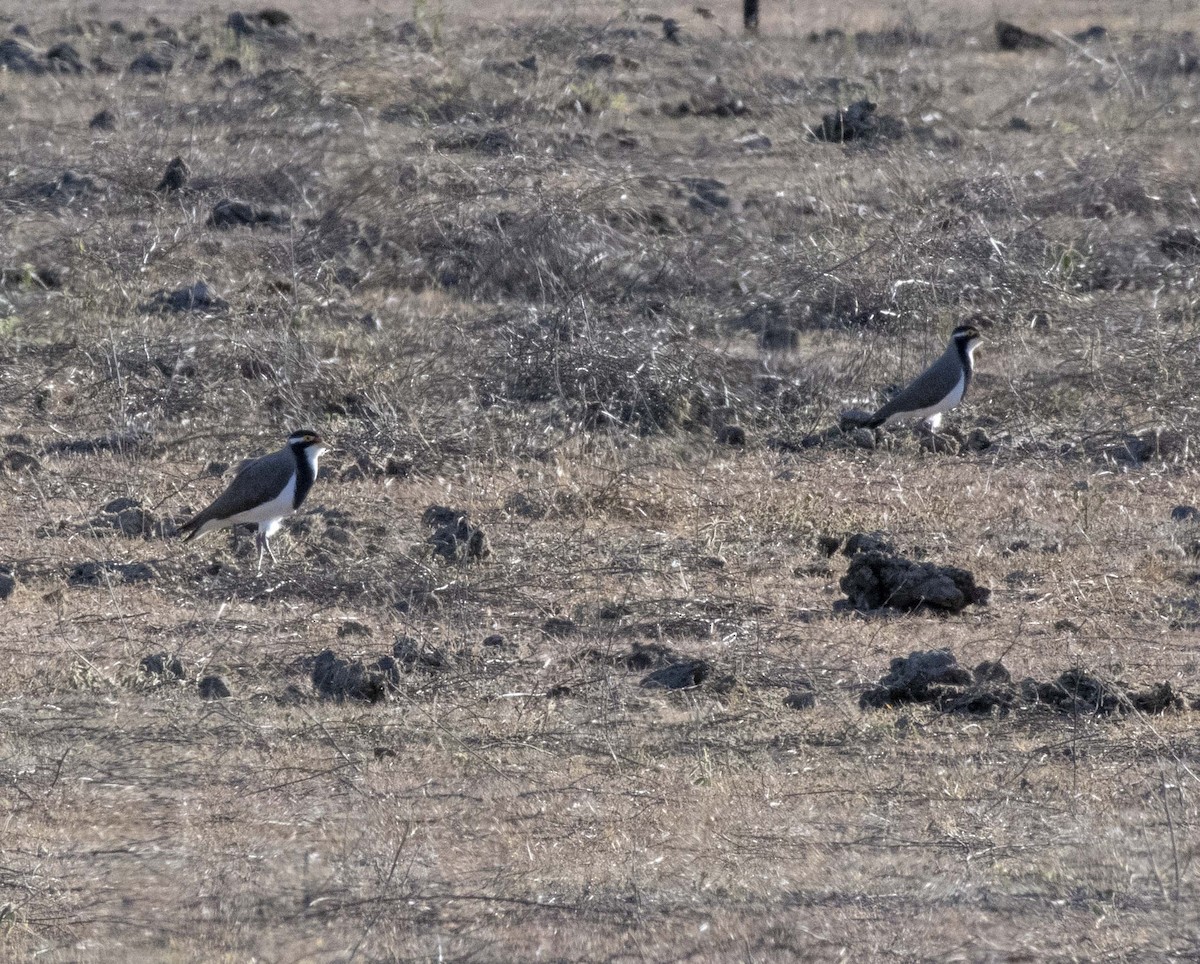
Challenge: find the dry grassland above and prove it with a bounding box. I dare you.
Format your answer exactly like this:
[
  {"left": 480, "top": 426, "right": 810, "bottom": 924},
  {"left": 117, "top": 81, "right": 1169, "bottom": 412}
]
[{"left": 1, "top": 0, "right": 1200, "bottom": 959}]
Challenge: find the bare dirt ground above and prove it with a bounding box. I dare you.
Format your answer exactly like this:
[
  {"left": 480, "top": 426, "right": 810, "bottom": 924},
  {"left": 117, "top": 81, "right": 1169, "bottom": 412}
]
[{"left": 2, "top": 0, "right": 1200, "bottom": 960}]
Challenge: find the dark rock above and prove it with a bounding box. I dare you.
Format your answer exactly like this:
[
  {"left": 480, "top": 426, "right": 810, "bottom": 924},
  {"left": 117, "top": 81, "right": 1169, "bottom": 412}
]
[
  {"left": 1023, "top": 668, "right": 1124, "bottom": 714},
  {"left": 680, "top": 176, "right": 731, "bottom": 214},
  {"left": 0, "top": 37, "right": 45, "bottom": 73},
  {"left": 1072, "top": 25, "right": 1107, "bottom": 43},
  {"left": 155, "top": 156, "right": 188, "bottom": 193},
  {"left": 277, "top": 683, "right": 308, "bottom": 705},
  {"left": 625, "top": 642, "right": 679, "bottom": 671},
  {"left": 311, "top": 649, "right": 392, "bottom": 702},
  {"left": 433, "top": 127, "right": 518, "bottom": 155},
  {"left": 1007, "top": 116, "right": 1033, "bottom": 132},
  {"left": 206, "top": 198, "right": 290, "bottom": 229},
  {"left": 840, "top": 551, "right": 988, "bottom": 613},
  {"left": 850, "top": 428, "right": 877, "bottom": 449},
  {"left": 337, "top": 619, "right": 372, "bottom": 638},
  {"left": 662, "top": 18, "right": 681, "bottom": 42},
  {"left": 45, "top": 428, "right": 153, "bottom": 457},
  {"left": 642, "top": 658, "right": 710, "bottom": 690},
  {"left": 2, "top": 450, "right": 41, "bottom": 473},
  {"left": 391, "top": 635, "right": 448, "bottom": 670},
  {"left": 576, "top": 52, "right": 616, "bottom": 71},
  {"left": 665, "top": 86, "right": 748, "bottom": 118},
  {"left": 38, "top": 170, "right": 99, "bottom": 203},
  {"left": 842, "top": 532, "right": 895, "bottom": 557},
  {"left": 995, "top": 20, "right": 1053, "bottom": 52},
  {"left": 198, "top": 675, "right": 231, "bottom": 699},
  {"left": 423, "top": 504, "right": 490, "bottom": 564},
  {"left": 859, "top": 648, "right": 972, "bottom": 708},
  {"left": 814, "top": 99, "right": 902, "bottom": 142},
  {"left": 128, "top": 51, "right": 173, "bottom": 74},
  {"left": 519, "top": 54, "right": 537, "bottom": 71},
  {"left": 1131, "top": 682, "right": 1183, "bottom": 714},
  {"left": 974, "top": 660, "right": 1012, "bottom": 684},
  {"left": 89, "top": 108, "right": 118, "bottom": 130},
  {"left": 815, "top": 535, "right": 843, "bottom": 557},
  {"left": 91, "top": 499, "right": 158, "bottom": 538},
  {"left": 539, "top": 617, "right": 574, "bottom": 639},
  {"left": 46, "top": 42, "right": 85, "bottom": 73},
  {"left": 140, "top": 652, "right": 186, "bottom": 680},
  {"left": 716, "top": 424, "right": 746, "bottom": 446},
  {"left": 227, "top": 8, "right": 295, "bottom": 40},
  {"left": 68, "top": 560, "right": 156, "bottom": 586},
  {"left": 1158, "top": 227, "right": 1200, "bottom": 259},
  {"left": 212, "top": 55, "right": 241, "bottom": 75},
  {"left": 965, "top": 428, "right": 993, "bottom": 452},
  {"left": 783, "top": 689, "right": 816, "bottom": 710},
  {"left": 1172, "top": 505, "right": 1199, "bottom": 523},
  {"left": 0, "top": 566, "right": 15, "bottom": 600},
  {"left": 226, "top": 11, "right": 255, "bottom": 35},
  {"left": 257, "top": 8, "right": 292, "bottom": 27},
  {"left": 142, "top": 281, "right": 228, "bottom": 313}
]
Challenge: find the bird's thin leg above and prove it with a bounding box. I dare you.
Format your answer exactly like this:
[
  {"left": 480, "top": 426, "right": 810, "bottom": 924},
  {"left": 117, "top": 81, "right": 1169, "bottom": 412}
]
[
  {"left": 265, "top": 535, "right": 279, "bottom": 564},
  {"left": 255, "top": 532, "right": 266, "bottom": 574}
]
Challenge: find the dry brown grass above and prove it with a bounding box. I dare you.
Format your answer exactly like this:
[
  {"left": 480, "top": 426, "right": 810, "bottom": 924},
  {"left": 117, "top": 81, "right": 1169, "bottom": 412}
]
[{"left": 2, "top": 0, "right": 1200, "bottom": 960}]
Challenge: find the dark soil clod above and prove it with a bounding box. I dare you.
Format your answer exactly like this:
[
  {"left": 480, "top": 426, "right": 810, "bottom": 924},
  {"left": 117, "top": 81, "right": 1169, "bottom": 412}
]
[
  {"left": 206, "top": 198, "right": 291, "bottom": 229},
  {"left": 814, "top": 99, "right": 903, "bottom": 142},
  {"left": 140, "top": 652, "right": 186, "bottom": 680},
  {"left": 198, "top": 675, "right": 232, "bottom": 699},
  {"left": 141, "top": 281, "right": 228, "bottom": 313},
  {"left": 156, "top": 156, "right": 189, "bottom": 193},
  {"left": 839, "top": 551, "right": 989, "bottom": 613},
  {"left": 423, "top": 504, "right": 490, "bottom": 564},
  {"left": 995, "top": 20, "right": 1054, "bottom": 52},
  {"left": 862, "top": 650, "right": 1189, "bottom": 716},
  {"left": 641, "top": 658, "right": 710, "bottom": 690},
  {"left": 312, "top": 649, "right": 395, "bottom": 702}
]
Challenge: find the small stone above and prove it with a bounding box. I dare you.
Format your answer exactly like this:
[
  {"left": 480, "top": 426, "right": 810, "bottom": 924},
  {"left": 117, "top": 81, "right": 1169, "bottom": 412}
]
[
  {"left": 206, "top": 198, "right": 290, "bottom": 229},
  {"left": 541, "top": 617, "right": 576, "bottom": 638},
  {"left": 89, "top": 109, "right": 119, "bottom": 130},
  {"left": 851, "top": 427, "right": 877, "bottom": 449},
  {"left": 816, "top": 535, "right": 843, "bottom": 557},
  {"left": 2, "top": 451, "right": 41, "bottom": 473},
  {"left": 0, "top": 567, "right": 15, "bottom": 600},
  {"left": 337, "top": 619, "right": 372, "bottom": 638},
  {"left": 716, "top": 424, "right": 746, "bottom": 446},
  {"left": 1171, "top": 505, "right": 1198, "bottom": 523},
  {"left": 641, "top": 658, "right": 710, "bottom": 690},
  {"left": 155, "top": 156, "right": 188, "bottom": 193},
  {"left": 128, "top": 51, "right": 173, "bottom": 74},
  {"left": 46, "top": 42, "right": 85, "bottom": 73},
  {"left": 783, "top": 690, "right": 816, "bottom": 710},
  {"left": 141, "top": 652, "right": 186, "bottom": 680},
  {"left": 198, "top": 675, "right": 231, "bottom": 699}
]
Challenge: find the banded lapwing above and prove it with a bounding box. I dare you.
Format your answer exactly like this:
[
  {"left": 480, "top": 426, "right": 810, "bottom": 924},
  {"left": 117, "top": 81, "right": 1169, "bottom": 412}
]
[
  {"left": 865, "top": 324, "right": 982, "bottom": 432},
  {"left": 179, "top": 429, "right": 327, "bottom": 571}
]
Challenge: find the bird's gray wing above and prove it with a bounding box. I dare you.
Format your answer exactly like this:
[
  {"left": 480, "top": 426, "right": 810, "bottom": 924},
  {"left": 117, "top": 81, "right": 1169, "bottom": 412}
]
[
  {"left": 869, "top": 346, "right": 962, "bottom": 423},
  {"left": 181, "top": 448, "right": 293, "bottom": 535}
]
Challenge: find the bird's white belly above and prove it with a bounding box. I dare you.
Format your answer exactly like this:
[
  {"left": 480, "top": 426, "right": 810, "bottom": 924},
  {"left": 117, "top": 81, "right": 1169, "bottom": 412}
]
[
  {"left": 205, "top": 475, "right": 296, "bottom": 538},
  {"left": 883, "top": 373, "right": 966, "bottom": 428}
]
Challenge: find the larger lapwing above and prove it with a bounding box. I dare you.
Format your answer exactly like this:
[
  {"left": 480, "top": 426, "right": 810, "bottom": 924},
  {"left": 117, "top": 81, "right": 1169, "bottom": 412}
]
[
  {"left": 865, "top": 324, "right": 982, "bottom": 431},
  {"left": 179, "top": 429, "right": 327, "bottom": 571}
]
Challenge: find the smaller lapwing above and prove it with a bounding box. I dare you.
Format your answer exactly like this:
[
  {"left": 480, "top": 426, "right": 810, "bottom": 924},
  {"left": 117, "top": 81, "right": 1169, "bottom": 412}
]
[
  {"left": 865, "top": 324, "right": 982, "bottom": 432},
  {"left": 178, "top": 429, "right": 327, "bottom": 572}
]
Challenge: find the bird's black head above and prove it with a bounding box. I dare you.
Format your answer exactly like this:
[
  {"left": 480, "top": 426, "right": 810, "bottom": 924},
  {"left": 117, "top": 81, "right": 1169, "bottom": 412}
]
[
  {"left": 288, "top": 429, "right": 327, "bottom": 454},
  {"left": 952, "top": 324, "right": 982, "bottom": 344}
]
